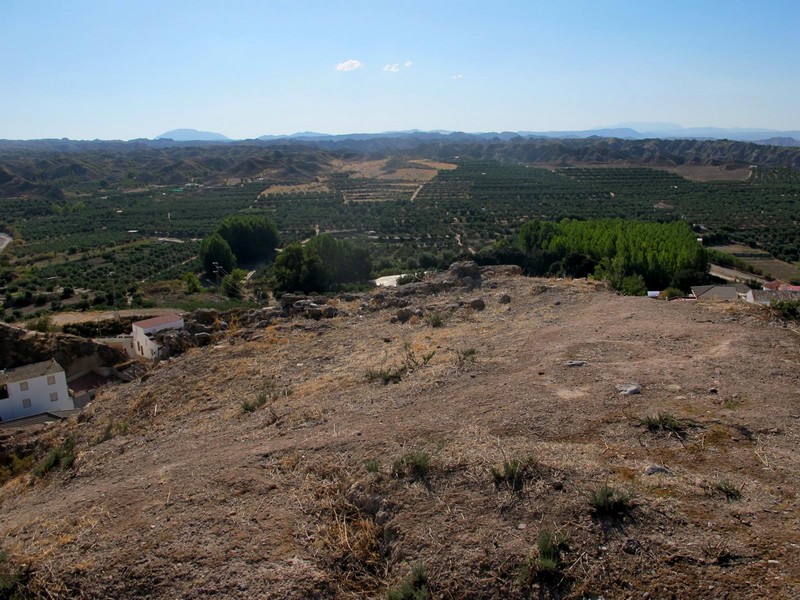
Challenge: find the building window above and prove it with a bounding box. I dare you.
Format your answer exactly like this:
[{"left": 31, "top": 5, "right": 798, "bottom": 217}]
[
  {"left": 50, "top": 392, "right": 59, "bottom": 402},
  {"left": 22, "top": 398, "right": 31, "bottom": 408},
  {"left": 0, "top": 385, "right": 8, "bottom": 400},
  {"left": 20, "top": 381, "right": 29, "bottom": 391},
  {"left": 47, "top": 375, "right": 56, "bottom": 385}
]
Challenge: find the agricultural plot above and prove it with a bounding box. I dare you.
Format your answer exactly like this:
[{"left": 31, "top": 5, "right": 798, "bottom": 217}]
[{"left": 2, "top": 159, "right": 800, "bottom": 318}]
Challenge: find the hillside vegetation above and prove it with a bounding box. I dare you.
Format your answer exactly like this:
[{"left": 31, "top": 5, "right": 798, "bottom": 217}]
[{"left": 1, "top": 268, "right": 798, "bottom": 598}]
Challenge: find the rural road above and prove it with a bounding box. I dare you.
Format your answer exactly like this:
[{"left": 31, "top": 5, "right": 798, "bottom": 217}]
[
  {"left": 709, "top": 263, "right": 766, "bottom": 283},
  {"left": 0, "top": 233, "right": 12, "bottom": 253},
  {"left": 50, "top": 308, "right": 183, "bottom": 326}
]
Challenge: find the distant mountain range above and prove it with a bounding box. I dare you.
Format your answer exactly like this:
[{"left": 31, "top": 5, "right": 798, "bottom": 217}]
[
  {"left": 153, "top": 126, "right": 800, "bottom": 147},
  {"left": 155, "top": 129, "right": 231, "bottom": 142}
]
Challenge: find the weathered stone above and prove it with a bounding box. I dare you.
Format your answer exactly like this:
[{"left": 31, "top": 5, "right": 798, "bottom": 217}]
[
  {"left": 396, "top": 308, "right": 414, "bottom": 323},
  {"left": 321, "top": 306, "right": 338, "bottom": 318},
  {"left": 448, "top": 261, "right": 481, "bottom": 280},
  {"left": 644, "top": 464, "right": 671, "bottom": 476},
  {"left": 305, "top": 307, "right": 323, "bottom": 320},
  {"left": 194, "top": 332, "right": 212, "bottom": 346},
  {"left": 468, "top": 297, "right": 486, "bottom": 311},
  {"left": 192, "top": 308, "right": 219, "bottom": 325},
  {"left": 563, "top": 360, "right": 587, "bottom": 367},
  {"left": 616, "top": 383, "right": 641, "bottom": 395},
  {"left": 622, "top": 539, "right": 642, "bottom": 555},
  {"left": 497, "top": 292, "right": 512, "bottom": 304}
]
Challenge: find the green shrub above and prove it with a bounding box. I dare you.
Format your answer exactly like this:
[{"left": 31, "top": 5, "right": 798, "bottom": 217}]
[
  {"left": 425, "top": 312, "right": 445, "bottom": 328},
  {"left": 589, "top": 483, "right": 631, "bottom": 517},
  {"left": 365, "top": 459, "right": 380, "bottom": 473},
  {"left": 490, "top": 457, "right": 536, "bottom": 492},
  {"left": 386, "top": 563, "right": 430, "bottom": 600},
  {"left": 33, "top": 436, "right": 76, "bottom": 477},
  {"left": 393, "top": 451, "right": 432, "bottom": 480},
  {"left": 537, "top": 530, "right": 566, "bottom": 576},
  {"left": 771, "top": 299, "right": 800, "bottom": 320},
  {"left": 712, "top": 479, "right": 742, "bottom": 501},
  {"left": 642, "top": 412, "right": 686, "bottom": 437}
]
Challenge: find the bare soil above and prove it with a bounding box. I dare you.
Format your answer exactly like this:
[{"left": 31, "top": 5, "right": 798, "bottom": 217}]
[{"left": 2, "top": 271, "right": 799, "bottom": 598}]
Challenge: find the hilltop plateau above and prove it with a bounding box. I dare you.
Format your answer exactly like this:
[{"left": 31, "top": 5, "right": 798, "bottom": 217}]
[{"left": 1, "top": 266, "right": 799, "bottom": 598}]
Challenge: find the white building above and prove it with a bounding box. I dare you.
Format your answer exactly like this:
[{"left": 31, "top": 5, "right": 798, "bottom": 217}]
[
  {"left": 131, "top": 313, "right": 184, "bottom": 360},
  {"left": 0, "top": 359, "right": 73, "bottom": 422}
]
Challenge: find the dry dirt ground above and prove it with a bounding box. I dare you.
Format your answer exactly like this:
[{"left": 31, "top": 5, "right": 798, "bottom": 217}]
[{"left": 1, "top": 271, "right": 799, "bottom": 599}]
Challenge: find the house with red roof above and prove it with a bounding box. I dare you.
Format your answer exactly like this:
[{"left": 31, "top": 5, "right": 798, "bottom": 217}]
[{"left": 131, "top": 313, "right": 184, "bottom": 360}]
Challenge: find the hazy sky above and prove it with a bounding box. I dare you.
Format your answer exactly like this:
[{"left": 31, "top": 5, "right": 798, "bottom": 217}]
[{"left": 2, "top": 0, "right": 799, "bottom": 139}]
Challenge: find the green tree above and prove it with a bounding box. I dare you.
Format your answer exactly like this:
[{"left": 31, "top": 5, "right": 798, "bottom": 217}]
[
  {"left": 273, "top": 244, "right": 323, "bottom": 293},
  {"left": 217, "top": 215, "right": 278, "bottom": 264},
  {"left": 200, "top": 233, "right": 236, "bottom": 278},
  {"left": 182, "top": 272, "right": 203, "bottom": 294},
  {"left": 222, "top": 268, "right": 248, "bottom": 298}
]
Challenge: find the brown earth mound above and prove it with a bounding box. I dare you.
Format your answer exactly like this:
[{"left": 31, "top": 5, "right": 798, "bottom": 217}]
[{"left": 1, "top": 271, "right": 798, "bottom": 598}]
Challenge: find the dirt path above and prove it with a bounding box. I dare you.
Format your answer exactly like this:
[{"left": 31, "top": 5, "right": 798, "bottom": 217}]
[
  {"left": 710, "top": 263, "right": 766, "bottom": 283},
  {"left": 50, "top": 307, "right": 183, "bottom": 326},
  {"left": 0, "top": 232, "right": 12, "bottom": 253}
]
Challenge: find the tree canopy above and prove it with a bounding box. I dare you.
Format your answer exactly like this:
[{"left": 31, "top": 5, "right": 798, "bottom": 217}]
[
  {"left": 274, "top": 234, "right": 372, "bottom": 293},
  {"left": 200, "top": 233, "right": 236, "bottom": 278},
  {"left": 216, "top": 214, "right": 279, "bottom": 264},
  {"left": 518, "top": 218, "right": 708, "bottom": 291}
]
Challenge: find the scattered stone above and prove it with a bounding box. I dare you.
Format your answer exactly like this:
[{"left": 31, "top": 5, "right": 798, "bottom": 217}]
[
  {"left": 622, "top": 539, "right": 642, "bottom": 555},
  {"left": 448, "top": 260, "right": 481, "bottom": 280},
  {"left": 563, "top": 360, "right": 587, "bottom": 367},
  {"left": 321, "top": 306, "right": 338, "bottom": 319},
  {"left": 644, "top": 464, "right": 671, "bottom": 476},
  {"left": 616, "top": 383, "right": 641, "bottom": 395},
  {"left": 396, "top": 308, "right": 414, "bottom": 323},
  {"left": 413, "top": 308, "right": 424, "bottom": 318},
  {"left": 708, "top": 387, "right": 719, "bottom": 394},
  {"left": 194, "top": 332, "right": 212, "bottom": 347},
  {"left": 192, "top": 308, "right": 219, "bottom": 325},
  {"left": 517, "top": 523, "right": 527, "bottom": 530},
  {"left": 468, "top": 297, "right": 486, "bottom": 311},
  {"left": 497, "top": 292, "right": 512, "bottom": 304}
]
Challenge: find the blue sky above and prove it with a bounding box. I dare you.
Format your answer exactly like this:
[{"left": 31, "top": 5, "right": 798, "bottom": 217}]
[{"left": 2, "top": 0, "right": 799, "bottom": 139}]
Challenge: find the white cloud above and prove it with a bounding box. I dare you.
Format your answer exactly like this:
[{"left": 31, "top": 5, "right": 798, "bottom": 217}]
[
  {"left": 404, "top": 60, "right": 413, "bottom": 68},
  {"left": 452, "top": 74, "right": 463, "bottom": 79},
  {"left": 383, "top": 63, "right": 400, "bottom": 72},
  {"left": 336, "top": 59, "right": 364, "bottom": 72}
]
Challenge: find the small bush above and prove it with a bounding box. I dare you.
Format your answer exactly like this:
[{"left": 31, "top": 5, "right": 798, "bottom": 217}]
[
  {"left": 365, "top": 366, "right": 406, "bottom": 385},
  {"left": 642, "top": 412, "right": 686, "bottom": 437},
  {"left": 396, "top": 272, "right": 426, "bottom": 286},
  {"left": 92, "top": 423, "right": 114, "bottom": 446},
  {"left": 0, "top": 549, "right": 24, "bottom": 596},
  {"left": 425, "top": 312, "right": 445, "bottom": 328},
  {"left": 393, "top": 451, "right": 432, "bottom": 480},
  {"left": 771, "top": 299, "right": 800, "bottom": 320},
  {"left": 712, "top": 479, "right": 742, "bottom": 501},
  {"left": 490, "top": 457, "right": 536, "bottom": 492},
  {"left": 33, "top": 436, "right": 76, "bottom": 477},
  {"left": 537, "top": 530, "right": 566, "bottom": 576},
  {"left": 589, "top": 483, "right": 631, "bottom": 517},
  {"left": 241, "top": 379, "right": 291, "bottom": 413},
  {"left": 386, "top": 563, "right": 430, "bottom": 600},
  {"left": 365, "top": 459, "right": 380, "bottom": 473}
]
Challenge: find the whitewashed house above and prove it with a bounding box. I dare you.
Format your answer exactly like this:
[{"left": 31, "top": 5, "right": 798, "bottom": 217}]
[
  {"left": 131, "top": 313, "right": 184, "bottom": 360},
  {"left": 0, "top": 359, "right": 73, "bottom": 422}
]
